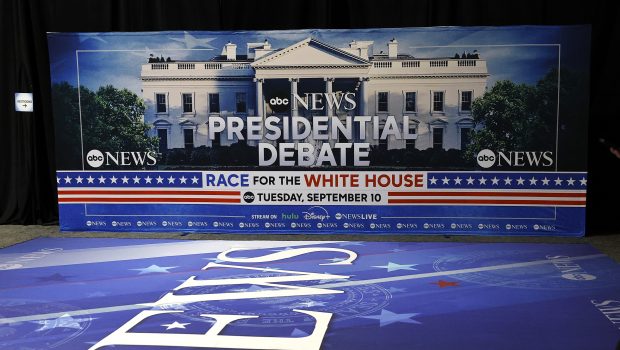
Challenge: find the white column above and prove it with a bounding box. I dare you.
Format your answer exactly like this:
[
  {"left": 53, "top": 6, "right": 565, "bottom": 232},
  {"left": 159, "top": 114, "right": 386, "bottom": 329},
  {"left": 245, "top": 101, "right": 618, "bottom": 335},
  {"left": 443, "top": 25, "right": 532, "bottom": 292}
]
[
  {"left": 324, "top": 77, "right": 334, "bottom": 117},
  {"left": 289, "top": 78, "right": 299, "bottom": 117},
  {"left": 254, "top": 78, "right": 264, "bottom": 119},
  {"left": 359, "top": 77, "right": 369, "bottom": 116}
]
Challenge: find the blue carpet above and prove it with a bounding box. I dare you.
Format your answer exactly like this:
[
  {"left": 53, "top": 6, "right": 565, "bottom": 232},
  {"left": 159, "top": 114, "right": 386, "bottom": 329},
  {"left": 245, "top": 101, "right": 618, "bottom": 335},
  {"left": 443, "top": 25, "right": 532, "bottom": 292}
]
[{"left": 1, "top": 238, "right": 619, "bottom": 349}]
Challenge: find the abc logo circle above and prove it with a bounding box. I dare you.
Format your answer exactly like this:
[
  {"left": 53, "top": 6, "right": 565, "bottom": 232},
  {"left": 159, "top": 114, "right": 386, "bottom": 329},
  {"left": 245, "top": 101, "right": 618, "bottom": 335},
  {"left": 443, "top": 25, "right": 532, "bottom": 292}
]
[
  {"left": 269, "top": 97, "right": 289, "bottom": 106},
  {"left": 335, "top": 213, "right": 342, "bottom": 220},
  {"left": 450, "top": 223, "right": 456, "bottom": 229},
  {"left": 243, "top": 192, "right": 255, "bottom": 203},
  {"left": 476, "top": 149, "right": 496, "bottom": 168},
  {"left": 343, "top": 223, "right": 349, "bottom": 229},
  {"left": 397, "top": 223, "right": 403, "bottom": 229},
  {"left": 86, "top": 149, "right": 104, "bottom": 168}
]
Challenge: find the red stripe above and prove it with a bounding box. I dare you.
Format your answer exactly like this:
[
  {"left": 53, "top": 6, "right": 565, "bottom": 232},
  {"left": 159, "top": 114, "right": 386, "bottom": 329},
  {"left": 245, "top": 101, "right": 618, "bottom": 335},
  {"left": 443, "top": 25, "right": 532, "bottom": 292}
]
[
  {"left": 388, "top": 191, "right": 585, "bottom": 198},
  {"left": 58, "top": 197, "right": 240, "bottom": 203},
  {"left": 388, "top": 198, "right": 585, "bottom": 205},
  {"left": 58, "top": 190, "right": 240, "bottom": 196}
]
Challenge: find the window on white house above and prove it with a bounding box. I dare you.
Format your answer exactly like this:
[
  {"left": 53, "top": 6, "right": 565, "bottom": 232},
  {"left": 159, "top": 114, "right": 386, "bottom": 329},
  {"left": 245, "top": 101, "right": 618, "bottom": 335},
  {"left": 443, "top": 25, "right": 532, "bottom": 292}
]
[
  {"left": 156, "top": 94, "right": 167, "bottom": 113},
  {"left": 183, "top": 129, "right": 194, "bottom": 149},
  {"left": 378, "top": 92, "right": 388, "bottom": 112},
  {"left": 182, "top": 93, "right": 193, "bottom": 113},
  {"left": 406, "top": 125, "right": 417, "bottom": 149},
  {"left": 157, "top": 129, "right": 168, "bottom": 152},
  {"left": 433, "top": 127, "right": 444, "bottom": 149},
  {"left": 209, "top": 93, "right": 220, "bottom": 113},
  {"left": 461, "top": 91, "right": 472, "bottom": 112},
  {"left": 433, "top": 91, "right": 444, "bottom": 112},
  {"left": 236, "top": 92, "right": 247, "bottom": 113},
  {"left": 405, "top": 92, "right": 416, "bottom": 112}
]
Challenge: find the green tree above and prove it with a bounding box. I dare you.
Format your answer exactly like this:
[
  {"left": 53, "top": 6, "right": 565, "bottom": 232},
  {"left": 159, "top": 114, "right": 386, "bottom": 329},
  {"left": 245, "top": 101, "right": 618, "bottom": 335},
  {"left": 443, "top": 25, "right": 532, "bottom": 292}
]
[
  {"left": 464, "top": 70, "right": 558, "bottom": 163},
  {"left": 52, "top": 82, "right": 96, "bottom": 169},
  {"left": 51, "top": 83, "right": 158, "bottom": 169}
]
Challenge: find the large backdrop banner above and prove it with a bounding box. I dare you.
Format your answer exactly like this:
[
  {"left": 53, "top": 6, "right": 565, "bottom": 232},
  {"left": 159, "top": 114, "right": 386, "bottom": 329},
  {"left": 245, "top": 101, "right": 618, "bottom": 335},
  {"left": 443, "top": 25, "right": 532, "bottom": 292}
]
[{"left": 47, "top": 26, "right": 591, "bottom": 235}]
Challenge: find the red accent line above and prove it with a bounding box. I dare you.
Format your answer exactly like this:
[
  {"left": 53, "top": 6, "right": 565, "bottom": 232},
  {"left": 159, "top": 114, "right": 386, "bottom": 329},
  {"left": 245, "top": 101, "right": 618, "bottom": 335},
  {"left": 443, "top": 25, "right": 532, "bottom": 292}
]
[
  {"left": 388, "top": 191, "right": 585, "bottom": 198},
  {"left": 387, "top": 198, "right": 586, "bottom": 205},
  {"left": 58, "top": 190, "right": 240, "bottom": 196},
  {"left": 58, "top": 197, "right": 240, "bottom": 203}
]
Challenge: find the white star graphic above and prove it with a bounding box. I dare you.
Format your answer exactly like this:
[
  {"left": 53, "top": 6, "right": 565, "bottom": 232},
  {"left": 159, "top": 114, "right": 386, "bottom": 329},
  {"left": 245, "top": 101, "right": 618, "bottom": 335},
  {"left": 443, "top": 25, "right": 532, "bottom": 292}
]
[
  {"left": 75, "top": 176, "right": 83, "bottom": 184},
  {"left": 441, "top": 176, "right": 450, "bottom": 185},
  {"left": 516, "top": 177, "right": 525, "bottom": 185},
  {"left": 491, "top": 177, "right": 499, "bottom": 185},
  {"left": 579, "top": 177, "right": 587, "bottom": 186},
  {"left": 130, "top": 264, "right": 178, "bottom": 274},
  {"left": 87, "top": 176, "right": 94, "bottom": 184},
  {"left": 156, "top": 176, "right": 164, "bottom": 184},
  {"left": 466, "top": 177, "right": 475, "bottom": 185},
  {"left": 361, "top": 309, "right": 422, "bottom": 327},
  {"left": 529, "top": 177, "right": 538, "bottom": 185},
  {"left": 191, "top": 176, "right": 199, "bottom": 184},
  {"left": 145, "top": 176, "right": 153, "bottom": 184},
  {"left": 296, "top": 300, "right": 327, "bottom": 308},
  {"left": 554, "top": 177, "right": 563, "bottom": 186},
  {"left": 133, "top": 176, "right": 141, "bottom": 184},
  {"left": 454, "top": 177, "right": 462, "bottom": 185},
  {"left": 56, "top": 177, "right": 60, "bottom": 184},
  {"left": 180, "top": 176, "right": 188, "bottom": 184},
  {"left": 504, "top": 177, "right": 512, "bottom": 185},
  {"left": 372, "top": 262, "right": 418, "bottom": 272},
  {"left": 64, "top": 175, "right": 72, "bottom": 184},
  {"left": 429, "top": 176, "right": 438, "bottom": 185},
  {"left": 567, "top": 177, "right": 575, "bottom": 186},
  {"left": 110, "top": 176, "right": 118, "bottom": 184},
  {"left": 121, "top": 176, "right": 129, "bottom": 184},
  {"left": 32, "top": 313, "right": 92, "bottom": 332},
  {"left": 541, "top": 177, "right": 550, "bottom": 185},
  {"left": 169, "top": 31, "right": 216, "bottom": 49},
  {"left": 478, "top": 176, "right": 487, "bottom": 185},
  {"left": 98, "top": 176, "right": 106, "bottom": 184},
  {"left": 168, "top": 176, "right": 176, "bottom": 184},
  {"left": 161, "top": 321, "right": 190, "bottom": 330}
]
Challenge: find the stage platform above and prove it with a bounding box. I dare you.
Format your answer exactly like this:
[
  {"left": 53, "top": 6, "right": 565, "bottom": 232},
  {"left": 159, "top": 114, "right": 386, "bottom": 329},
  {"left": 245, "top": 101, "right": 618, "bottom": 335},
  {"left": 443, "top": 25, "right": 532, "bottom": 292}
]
[{"left": 1, "top": 238, "right": 619, "bottom": 349}]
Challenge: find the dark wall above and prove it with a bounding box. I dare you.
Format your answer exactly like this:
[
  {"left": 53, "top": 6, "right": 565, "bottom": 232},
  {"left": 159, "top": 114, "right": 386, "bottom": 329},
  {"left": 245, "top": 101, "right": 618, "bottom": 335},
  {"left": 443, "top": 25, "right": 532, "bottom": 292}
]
[{"left": 1, "top": 0, "right": 619, "bottom": 233}]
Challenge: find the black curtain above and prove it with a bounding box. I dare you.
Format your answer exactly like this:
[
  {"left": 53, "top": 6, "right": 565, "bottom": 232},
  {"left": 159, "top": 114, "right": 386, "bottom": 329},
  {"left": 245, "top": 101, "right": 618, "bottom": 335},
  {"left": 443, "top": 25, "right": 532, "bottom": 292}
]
[{"left": 1, "top": 0, "right": 619, "bottom": 233}]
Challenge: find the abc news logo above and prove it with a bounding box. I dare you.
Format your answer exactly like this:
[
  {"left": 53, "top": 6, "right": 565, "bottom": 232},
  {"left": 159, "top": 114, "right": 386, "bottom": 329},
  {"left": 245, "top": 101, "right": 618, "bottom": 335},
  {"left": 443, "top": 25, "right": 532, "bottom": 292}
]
[
  {"left": 268, "top": 97, "right": 289, "bottom": 106},
  {"left": 86, "top": 149, "right": 157, "bottom": 168},
  {"left": 243, "top": 192, "right": 255, "bottom": 203},
  {"left": 476, "top": 149, "right": 553, "bottom": 169}
]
